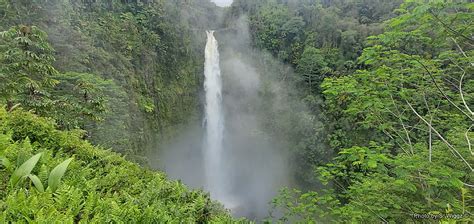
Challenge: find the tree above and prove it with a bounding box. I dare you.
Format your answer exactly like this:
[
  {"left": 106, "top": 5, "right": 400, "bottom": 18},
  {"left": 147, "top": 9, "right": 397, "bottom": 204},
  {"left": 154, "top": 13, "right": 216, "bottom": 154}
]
[
  {"left": 273, "top": 1, "right": 474, "bottom": 222},
  {"left": 0, "top": 25, "right": 58, "bottom": 111},
  {"left": 296, "top": 46, "right": 329, "bottom": 93},
  {"left": 49, "top": 72, "right": 109, "bottom": 131},
  {"left": 251, "top": 3, "right": 305, "bottom": 63}
]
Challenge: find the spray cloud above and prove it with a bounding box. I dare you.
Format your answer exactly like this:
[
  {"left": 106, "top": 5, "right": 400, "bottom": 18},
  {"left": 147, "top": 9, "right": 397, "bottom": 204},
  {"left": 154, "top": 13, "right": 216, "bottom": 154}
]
[{"left": 151, "top": 15, "right": 317, "bottom": 220}]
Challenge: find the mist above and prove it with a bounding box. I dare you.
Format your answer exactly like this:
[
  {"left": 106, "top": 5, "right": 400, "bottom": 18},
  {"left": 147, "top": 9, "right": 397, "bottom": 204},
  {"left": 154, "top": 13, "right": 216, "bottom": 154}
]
[
  {"left": 147, "top": 15, "right": 317, "bottom": 220},
  {"left": 33, "top": 0, "right": 315, "bottom": 220}
]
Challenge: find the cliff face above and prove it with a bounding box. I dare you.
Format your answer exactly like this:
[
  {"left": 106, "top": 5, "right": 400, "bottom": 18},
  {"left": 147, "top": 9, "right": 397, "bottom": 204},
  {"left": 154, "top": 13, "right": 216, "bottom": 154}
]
[
  {"left": 0, "top": 107, "right": 240, "bottom": 223},
  {"left": 0, "top": 0, "right": 223, "bottom": 158}
]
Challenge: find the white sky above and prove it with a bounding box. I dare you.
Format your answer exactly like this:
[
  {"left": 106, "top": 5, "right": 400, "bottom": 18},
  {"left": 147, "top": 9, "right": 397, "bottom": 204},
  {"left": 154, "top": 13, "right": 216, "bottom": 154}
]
[{"left": 210, "top": 0, "right": 233, "bottom": 7}]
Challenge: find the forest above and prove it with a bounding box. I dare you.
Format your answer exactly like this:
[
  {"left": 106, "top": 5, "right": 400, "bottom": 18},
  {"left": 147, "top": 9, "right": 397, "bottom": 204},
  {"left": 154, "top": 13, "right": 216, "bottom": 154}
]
[{"left": 0, "top": 0, "right": 472, "bottom": 223}]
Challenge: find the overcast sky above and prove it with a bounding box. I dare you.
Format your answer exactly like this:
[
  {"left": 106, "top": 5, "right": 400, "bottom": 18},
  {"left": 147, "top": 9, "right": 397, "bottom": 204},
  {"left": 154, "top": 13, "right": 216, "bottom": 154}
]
[{"left": 210, "top": 0, "right": 233, "bottom": 7}]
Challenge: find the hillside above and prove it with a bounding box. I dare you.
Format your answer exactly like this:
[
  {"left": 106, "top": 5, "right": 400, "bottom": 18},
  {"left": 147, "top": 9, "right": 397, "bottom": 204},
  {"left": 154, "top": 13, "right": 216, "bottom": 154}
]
[
  {"left": 0, "top": 107, "right": 241, "bottom": 223},
  {"left": 0, "top": 0, "right": 223, "bottom": 157}
]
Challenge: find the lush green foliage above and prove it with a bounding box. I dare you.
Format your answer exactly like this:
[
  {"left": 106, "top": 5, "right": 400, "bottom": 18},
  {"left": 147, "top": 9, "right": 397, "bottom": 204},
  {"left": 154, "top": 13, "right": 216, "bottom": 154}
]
[
  {"left": 0, "top": 1, "right": 248, "bottom": 222},
  {"left": 269, "top": 1, "right": 473, "bottom": 223},
  {"left": 0, "top": 0, "right": 472, "bottom": 222},
  {"left": 0, "top": 0, "right": 221, "bottom": 156},
  {"left": 8, "top": 152, "right": 72, "bottom": 193},
  {"left": 229, "top": 0, "right": 402, "bottom": 67},
  {"left": 0, "top": 107, "right": 242, "bottom": 223},
  {"left": 0, "top": 26, "right": 59, "bottom": 110},
  {"left": 226, "top": 0, "right": 404, "bottom": 187},
  {"left": 0, "top": 25, "right": 112, "bottom": 134}
]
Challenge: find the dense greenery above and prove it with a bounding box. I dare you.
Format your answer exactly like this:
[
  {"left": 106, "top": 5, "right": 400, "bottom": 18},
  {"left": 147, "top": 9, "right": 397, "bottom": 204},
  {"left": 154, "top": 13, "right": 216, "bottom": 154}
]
[
  {"left": 0, "top": 0, "right": 244, "bottom": 222},
  {"left": 0, "top": 0, "right": 472, "bottom": 222},
  {"left": 228, "top": 0, "right": 402, "bottom": 68},
  {"left": 0, "top": 0, "right": 223, "bottom": 156},
  {"left": 0, "top": 107, "right": 241, "bottom": 222},
  {"left": 0, "top": 26, "right": 111, "bottom": 132},
  {"left": 219, "top": 0, "right": 474, "bottom": 222},
  {"left": 242, "top": 1, "right": 474, "bottom": 223},
  {"left": 224, "top": 0, "right": 405, "bottom": 187}
]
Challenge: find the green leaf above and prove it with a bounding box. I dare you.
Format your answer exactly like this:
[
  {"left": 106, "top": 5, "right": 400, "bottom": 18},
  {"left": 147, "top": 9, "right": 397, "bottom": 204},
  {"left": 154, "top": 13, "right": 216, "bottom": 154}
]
[
  {"left": 394, "top": 179, "right": 405, "bottom": 186},
  {"left": 449, "top": 178, "right": 463, "bottom": 188},
  {"left": 27, "top": 174, "right": 44, "bottom": 192},
  {"left": 368, "top": 160, "right": 377, "bottom": 169},
  {"left": 48, "top": 158, "right": 73, "bottom": 193},
  {"left": 0, "top": 156, "right": 11, "bottom": 169},
  {"left": 10, "top": 152, "right": 43, "bottom": 187}
]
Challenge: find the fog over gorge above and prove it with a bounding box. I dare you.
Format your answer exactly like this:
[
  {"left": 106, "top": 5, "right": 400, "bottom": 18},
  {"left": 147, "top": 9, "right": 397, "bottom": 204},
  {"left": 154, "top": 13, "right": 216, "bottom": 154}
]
[
  {"left": 152, "top": 17, "right": 299, "bottom": 220},
  {"left": 1, "top": 0, "right": 471, "bottom": 223}
]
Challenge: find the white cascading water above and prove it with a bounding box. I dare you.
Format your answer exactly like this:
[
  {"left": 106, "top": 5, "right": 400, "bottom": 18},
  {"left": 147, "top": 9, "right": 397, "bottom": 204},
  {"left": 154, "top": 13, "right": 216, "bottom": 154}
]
[
  {"left": 157, "top": 30, "right": 288, "bottom": 219},
  {"left": 203, "top": 30, "right": 227, "bottom": 201}
]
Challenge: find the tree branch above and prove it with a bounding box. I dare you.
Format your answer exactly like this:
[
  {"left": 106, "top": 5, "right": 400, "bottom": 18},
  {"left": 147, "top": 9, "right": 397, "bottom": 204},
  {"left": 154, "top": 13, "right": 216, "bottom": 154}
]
[
  {"left": 413, "top": 57, "right": 473, "bottom": 121},
  {"left": 459, "top": 70, "right": 473, "bottom": 116},
  {"left": 406, "top": 101, "right": 473, "bottom": 172},
  {"left": 429, "top": 10, "right": 474, "bottom": 44},
  {"left": 451, "top": 37, "right": 474, "bottom": 67},
  {"left": 423, "top": 93, "right": 434, "bottom": 163},
  {"left": 466, "top": 125, "right": 473, "bottom": 156}
]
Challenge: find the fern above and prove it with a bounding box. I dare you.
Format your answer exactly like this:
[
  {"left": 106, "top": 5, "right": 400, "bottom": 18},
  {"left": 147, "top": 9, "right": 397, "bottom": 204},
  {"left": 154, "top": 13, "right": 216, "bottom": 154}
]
[{"left": 0, "top": 156, "right": 11, "bottom": 170}]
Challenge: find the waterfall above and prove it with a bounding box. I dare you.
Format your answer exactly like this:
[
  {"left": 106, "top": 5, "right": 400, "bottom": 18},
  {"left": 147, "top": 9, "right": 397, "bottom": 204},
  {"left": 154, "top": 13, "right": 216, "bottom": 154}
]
[
  {"left": 203, "top": 30, "right": 226, "bottom": 201},
  {"left": 158, "top": 30, "right": 290, "bottom": 219}
]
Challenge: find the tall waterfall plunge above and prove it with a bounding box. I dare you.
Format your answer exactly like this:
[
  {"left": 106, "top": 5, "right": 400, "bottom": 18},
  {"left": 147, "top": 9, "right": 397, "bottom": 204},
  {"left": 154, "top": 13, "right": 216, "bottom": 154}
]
[
  {"left": 203, "top": 31, "right": 227, "bottom": 202},
  {"left": 154, "top": 30, "right": 293, "bottom": 220}
]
